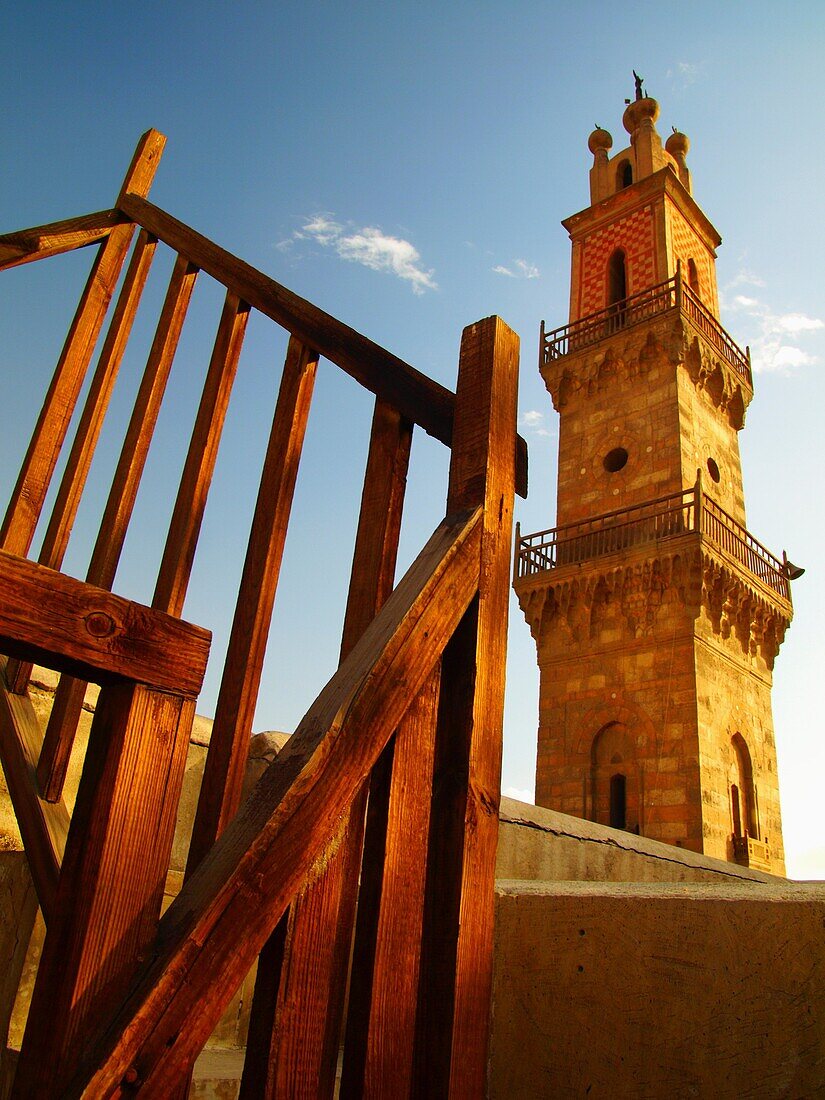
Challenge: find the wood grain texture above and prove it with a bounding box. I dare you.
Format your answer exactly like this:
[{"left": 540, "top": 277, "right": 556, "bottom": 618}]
[
  {"left": 185, "top": 337, "right": 318, "bottom": 879},
  {"left": 0, "top": 130, "right": 166, "bottom": 557},
  {"left": 153, "top": 292, "right": 250, "bottom": 617},
  {"left": 117, "top": 193, "right": 529, "bottom": 497},
  {"left": 0, "top": 657, "right": 69, "bottom": 919},
  {"left": 0, "top": 208, "right": 122, "bottom": 271},
  {"left": 414, "top": 315, "right": 519, "bottom": 1099},
  {"left": 0, "top": 549, "right": 210, "bottom": 694},
  {"left": 340, "top": 667, "right": 439, "bottom": 1100},
  {"left": 13, "top": 684, "right": 195, "bottom": 1097},
  {"left": 241, "top": 399, "right": 413, "bottom": 1099},
  {"left": 68, "top": 507, "right": 482, "bottom": 1100}
]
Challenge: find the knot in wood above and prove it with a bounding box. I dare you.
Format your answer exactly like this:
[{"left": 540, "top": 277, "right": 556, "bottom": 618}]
[{"left": 85, "top": 610, "right": 116, "bottom": 638}]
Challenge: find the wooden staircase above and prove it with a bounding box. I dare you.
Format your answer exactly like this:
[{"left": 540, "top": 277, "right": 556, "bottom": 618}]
[{"left": 0, "top": 131, "right": 526, "bottom": 1098}]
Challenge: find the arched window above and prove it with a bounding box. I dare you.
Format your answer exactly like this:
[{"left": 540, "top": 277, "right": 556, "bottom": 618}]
[
  {"left": 687, "top": 258, "right": 700, "bottom": 296},
  {"left": 607, "top": 249, "right": 627, "bottom": 331},
  {"left": 609, "top": 773, "right": 627, "bottom": 829},
  {"left": 616, "top": 159, "right": 633, "bottom": 190},
  {"left": 732, "top": 734, "right": 758, "bottom": 839},
  {"left": 590, "top": 723, "right": 638, "bottom": 833}
]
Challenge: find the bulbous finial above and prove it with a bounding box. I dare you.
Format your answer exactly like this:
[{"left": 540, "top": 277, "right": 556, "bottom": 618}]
[
  {"left": 623, "top": 95, "right": 660, "bottom": 134},
  {"left": 666, "top": 128, "right": 690, "bottom": 159},
  {"left": 588, "top": 126, "right": 613, "bottom": 155}
]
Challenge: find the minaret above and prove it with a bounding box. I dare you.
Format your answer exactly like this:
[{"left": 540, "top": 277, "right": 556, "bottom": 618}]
[{"left": 515, "top": 79, "right": 795, "bottom": 874}]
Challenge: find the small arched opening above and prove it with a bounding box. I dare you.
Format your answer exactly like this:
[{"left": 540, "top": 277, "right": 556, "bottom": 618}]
[
  {"left": 687, "top": 258, "right": 700, "bottom": 296},
  {"left": 616, "top": 159, "right": 633, "bottom": 191},
  {"left": 609, "top": 773, "right": 627, "bottom": 829}
]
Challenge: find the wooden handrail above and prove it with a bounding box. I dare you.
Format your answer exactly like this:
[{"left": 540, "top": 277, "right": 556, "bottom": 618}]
[
  {"left": 118, "top": 194, "right": 528, "bottom": 498},
  {"left": 0, "top": 209, "right": 125, "bottom": 272},
  {"left": 68, "top": 507, "right": 484, "bottom": 1099}
]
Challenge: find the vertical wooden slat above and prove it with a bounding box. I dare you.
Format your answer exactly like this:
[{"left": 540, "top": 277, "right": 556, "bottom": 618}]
[
  {"left": 340, "top": 666, "right": 439, "bottom": 1100},
  {"left": 36, "top": 253, "right": 198, "bottom": 801},
  {"left": 153, "top": 291, "right": 250, "bottom": 617},
  {"left": 13, "top": 682, "right": 197, "bottom": 1097},
  {"left": 239, "top": 398, "right": 412, "bottom": 1099},
  {"left": 184, "top": 335, "right": 318, "bottom": 878},
  {"left": 413, "top": 315, "right": 519, "bottom": 1099},
  {"left": 5, "top": 230, "right": 158, "bottom": 695},
  {"left": 0, "top": 129, "right": 165, "bottom": 558}
]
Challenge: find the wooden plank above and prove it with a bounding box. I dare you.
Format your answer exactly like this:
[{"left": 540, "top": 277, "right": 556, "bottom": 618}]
[
  {"left": 153, "top": 292, "right": 250, "bottom": 618},
  {"left": 68, "top": 506, "right": 482, "bottom": 1100},
  {"left": 0, "top": 208, "right": 123, "bottom": 271},
  {"left": 240, "top": 399, "right": 413, "bottom": 1099},
  {"left": 36, "top": 251, "right": 198, "bottom": 799},
  {"left": 340, "top": 667, "right": 439, "bottom": 1100},
  {"left": 0, "top": 130, "right": 166, "bottom": 557},
  {"left": 185, "top": 336, "right": 318, "bottom": 879},
  {"left": 0, "top": 658, "right": 69, "bottom": 919},
  {"left": 413, "top": 316, "right": 519, "bottom": 1099},
  {"left": 0, "top": 549, "right": 210, "bottom": 695},
  {"left": 13, "top": 683, "right": 196, "bottom": 1097},
  {"left": 117, "top": 193, "right": 529, "bottom": 498}
]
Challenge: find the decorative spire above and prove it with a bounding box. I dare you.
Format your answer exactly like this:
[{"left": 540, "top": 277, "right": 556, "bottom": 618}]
[{"left": 633, "top": 70, "right": 645, "bottom": 101}]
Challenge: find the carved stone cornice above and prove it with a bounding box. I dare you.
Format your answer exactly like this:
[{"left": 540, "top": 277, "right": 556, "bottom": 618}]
[
  {"left": 516, "top": 536, "right": 791, "bottom": 670},
  {"left": 541, "top": 315, "right": 752, "bottom": 429}
]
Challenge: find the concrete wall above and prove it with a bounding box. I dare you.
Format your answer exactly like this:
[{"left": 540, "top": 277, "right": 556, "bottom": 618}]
[
  {"left": 496, "top": 797, "right": 776, "bottom": 885},
  {"left": 490, "top": 878, "right": 825, "bottom": 1098}
]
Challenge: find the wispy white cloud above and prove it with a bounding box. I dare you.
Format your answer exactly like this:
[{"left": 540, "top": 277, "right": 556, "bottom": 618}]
[
  {"left": 520, "top": 409, "right": 552, "bottom": 437},
  {"left": 666, "top": 60, "right": 703, "bottom": 90},
  {"left": 493, "top": 258, "right": 540, "bottom": 280},
  {"left": 724, "top": 275, "right": 823, "bottom": 374},
  {"left": 293, "top": 213, "right": 437, "bottom": 294}
]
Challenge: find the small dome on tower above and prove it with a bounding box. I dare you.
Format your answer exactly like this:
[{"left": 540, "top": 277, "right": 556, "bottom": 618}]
[
  {"left": 666, "top": 129, "right": 690, "bottom": 159},
  {"left": 622, "top": 96, "right": 660, "bottom": 135},
  {"left": 588, "top": 126, "right": 613, "bottom": 155}
]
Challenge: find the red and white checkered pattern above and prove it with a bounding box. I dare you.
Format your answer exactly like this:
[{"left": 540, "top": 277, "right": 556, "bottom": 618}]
[
  {"left": 576, "top": 205, "right": 656, "bottom": 319},
  {"left": 667, "top": 199, "right": 719, "bottom": 314}
]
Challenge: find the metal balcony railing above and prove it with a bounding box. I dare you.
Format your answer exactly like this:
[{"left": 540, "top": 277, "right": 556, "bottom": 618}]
[
  {"left": 540, "top": 270, "right": 752, "bottom": 387},
  {"left": 515, "top": 482, "right": 790, "bottom": 601}
]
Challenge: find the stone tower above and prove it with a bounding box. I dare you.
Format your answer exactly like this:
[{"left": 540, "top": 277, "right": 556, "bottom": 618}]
[{"left": 514, "top": 84, "right": 795, "bottom": 874}]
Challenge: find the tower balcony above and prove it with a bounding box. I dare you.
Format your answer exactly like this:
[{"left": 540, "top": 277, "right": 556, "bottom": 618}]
[
  {"left": 732, "top": 833, "right": 772, "bottom": 873},
  {"left": 515, "top": 484, "right": 791, "bottom": 604},
  {"left": 540, "top": 271, "right": 752, "bottom": 389}
]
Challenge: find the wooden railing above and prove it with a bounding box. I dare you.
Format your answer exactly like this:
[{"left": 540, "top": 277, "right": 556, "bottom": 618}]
[
  {"left": 0, "top": 130, "right": 524, "bottom": 1098},
  {"left": 540, "top": 270, "right": 752, "bottom": 386},
  {"left": 516, "top": 482, "right": 790, "bottom": 601}
]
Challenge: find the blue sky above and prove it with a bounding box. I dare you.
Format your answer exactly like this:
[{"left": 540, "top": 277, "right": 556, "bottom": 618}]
[{"left": 2, "top": 2, "right": 824, "bottom": 876}]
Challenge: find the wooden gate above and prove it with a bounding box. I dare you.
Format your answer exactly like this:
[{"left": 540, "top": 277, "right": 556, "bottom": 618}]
[{"left": 0, "top": 131, "right": 525, "bottom": 1098}]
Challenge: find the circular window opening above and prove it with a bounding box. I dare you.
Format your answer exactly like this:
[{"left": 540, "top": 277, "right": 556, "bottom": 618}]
[
  {"left": 603, "top": 447, "right": 629, "bottom": 473},
  {"left": 707, "top": 457, "right": 721, "bottom": 483}
]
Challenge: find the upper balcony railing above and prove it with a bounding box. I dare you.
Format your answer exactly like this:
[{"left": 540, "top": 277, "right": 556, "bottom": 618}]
[
  {"left": 515, "top": 481, "right": 790, "bottom": 601},
  {"left": 540, "top": 269, "right": 752, "bottom": 388}
]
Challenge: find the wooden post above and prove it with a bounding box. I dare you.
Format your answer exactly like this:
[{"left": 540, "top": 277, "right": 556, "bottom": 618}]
[
  {"left": 239, "top": 398, "right": 413, "bottom": 1099},
  {"left": 0, "top": 130, "right": 165, "bottom": 559},
  {"left": 12, "top": 682, "right": 197, "bottom": 1097},
  {"left": 413, "top": 316, "right": 519, "bottom": 1099}
]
